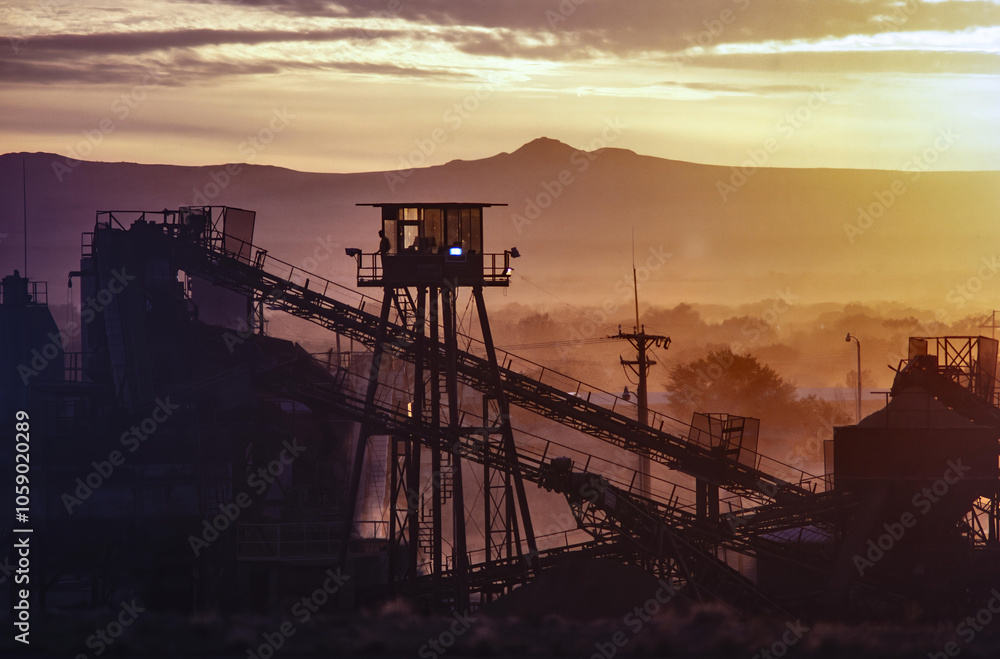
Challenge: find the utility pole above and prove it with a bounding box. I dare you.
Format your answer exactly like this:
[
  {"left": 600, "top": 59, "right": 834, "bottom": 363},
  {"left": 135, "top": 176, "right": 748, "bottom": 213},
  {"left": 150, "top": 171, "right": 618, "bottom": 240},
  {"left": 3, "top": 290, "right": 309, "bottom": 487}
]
[
  {"left": 846, "top": 333, "right": 861, "bottom": 424},
  {"left": 612, "top": 261, "right": 668, "bottom": 496}
]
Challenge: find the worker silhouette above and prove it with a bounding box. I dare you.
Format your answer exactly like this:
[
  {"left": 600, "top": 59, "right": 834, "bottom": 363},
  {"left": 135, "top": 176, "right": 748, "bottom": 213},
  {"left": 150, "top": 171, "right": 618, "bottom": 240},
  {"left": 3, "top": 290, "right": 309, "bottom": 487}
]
[{"left": 378, "top": 230, "right": 391, "bottom": 255}]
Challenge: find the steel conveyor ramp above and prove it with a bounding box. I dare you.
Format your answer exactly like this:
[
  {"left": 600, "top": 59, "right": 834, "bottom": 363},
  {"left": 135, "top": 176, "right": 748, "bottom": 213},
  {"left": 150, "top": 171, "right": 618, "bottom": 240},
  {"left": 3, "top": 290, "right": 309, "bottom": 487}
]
[{"left": 152, "top": 216, "right": 823, "bottom": 507}]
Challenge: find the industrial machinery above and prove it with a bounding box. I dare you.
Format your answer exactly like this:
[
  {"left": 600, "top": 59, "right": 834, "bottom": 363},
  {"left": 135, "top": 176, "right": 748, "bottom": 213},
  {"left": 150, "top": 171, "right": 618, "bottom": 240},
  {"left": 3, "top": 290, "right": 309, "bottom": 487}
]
[{"left": 4, "top": 204, "right": 999, "bottom": 620}]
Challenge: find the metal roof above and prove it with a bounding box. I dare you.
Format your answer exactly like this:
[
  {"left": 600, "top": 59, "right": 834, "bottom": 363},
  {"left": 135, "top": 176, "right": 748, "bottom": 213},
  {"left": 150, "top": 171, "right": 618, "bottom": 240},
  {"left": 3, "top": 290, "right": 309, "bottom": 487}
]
[{"left": 356, "top": 202, "right": 508, "bottom": 208}]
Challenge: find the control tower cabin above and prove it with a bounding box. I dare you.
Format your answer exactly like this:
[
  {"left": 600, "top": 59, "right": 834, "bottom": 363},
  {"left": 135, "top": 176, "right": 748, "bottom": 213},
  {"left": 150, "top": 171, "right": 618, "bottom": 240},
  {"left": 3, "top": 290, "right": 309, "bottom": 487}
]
[
  {"left": 345, "top": 202, "right": 533, "bottom": 611},
  {"left": 354, "top": 203, "right": 513, "bottom": 287}
]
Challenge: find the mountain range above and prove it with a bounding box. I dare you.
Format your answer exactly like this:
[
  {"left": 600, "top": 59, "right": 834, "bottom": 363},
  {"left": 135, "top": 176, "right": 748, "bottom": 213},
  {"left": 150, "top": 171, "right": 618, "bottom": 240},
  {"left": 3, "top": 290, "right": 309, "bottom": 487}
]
[{"left": 2, "top": 138, "right": 998, "bottom": 319}]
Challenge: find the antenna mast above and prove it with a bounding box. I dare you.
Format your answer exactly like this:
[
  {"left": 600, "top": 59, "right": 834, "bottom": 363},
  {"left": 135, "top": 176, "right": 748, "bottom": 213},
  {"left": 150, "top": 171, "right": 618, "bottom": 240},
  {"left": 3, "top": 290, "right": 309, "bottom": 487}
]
[
  {"left": 23, "top": 159, "right": 28, "bottom": 276},
  {"left": 632, "top": 229, "right": 640, "bottom": 333},
  {"left": 611, "top": 229, "right": 669, "bottom": 496}
]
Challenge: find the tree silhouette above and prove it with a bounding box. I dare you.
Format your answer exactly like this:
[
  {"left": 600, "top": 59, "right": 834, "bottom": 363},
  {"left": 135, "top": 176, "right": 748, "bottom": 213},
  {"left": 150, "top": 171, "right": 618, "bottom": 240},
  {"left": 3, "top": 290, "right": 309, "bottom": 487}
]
[
  {"left": 665, "top": 348, "right": 851, "bottom": 436},
  {"left": 666, "top": 348, "right": 796, "bottom": 422}
]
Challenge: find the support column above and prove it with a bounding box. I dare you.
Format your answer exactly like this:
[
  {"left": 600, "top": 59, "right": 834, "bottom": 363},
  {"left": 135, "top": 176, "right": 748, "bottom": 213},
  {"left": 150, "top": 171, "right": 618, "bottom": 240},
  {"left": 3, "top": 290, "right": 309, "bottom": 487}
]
[
  {"left": 339, "top": 291, "right": 393, "bottom": 569},
  {"left": 429, "top": 287, "right": 443, "bottom": 597},
  {"left": 473, "top": 286, "right": 538, "bottom": 569},
  {"left": 408, "top": 287, "right": 426, "bottom": 578},
  {"left": 441, "top": 284, "right": 469, "bottom": 611}
]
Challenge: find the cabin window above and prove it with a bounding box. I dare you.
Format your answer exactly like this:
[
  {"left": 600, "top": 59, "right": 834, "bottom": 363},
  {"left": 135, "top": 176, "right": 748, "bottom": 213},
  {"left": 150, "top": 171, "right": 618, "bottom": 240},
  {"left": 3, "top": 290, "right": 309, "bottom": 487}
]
[
  {"left": 382, "top": 205, "right": 485, "bottom": 256},
  {"left": 383, "top": 218, "right": 397, "bottom": 254},
  {"left": 470, "top": 207, "right": 482, "bottom": 253},
  {"left": 401, "top": 223, "right": 420, "bottom": 252},
  {"left": 446, "top": 208, "right": 461, "bottom": 250},
  {"left": 423, "top": 208, "right": 443, "bottom": 253}
]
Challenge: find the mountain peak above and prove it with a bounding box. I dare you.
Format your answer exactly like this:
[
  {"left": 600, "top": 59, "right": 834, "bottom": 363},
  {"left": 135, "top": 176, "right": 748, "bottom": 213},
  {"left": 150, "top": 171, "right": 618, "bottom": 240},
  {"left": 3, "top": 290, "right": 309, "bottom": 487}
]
[{"left": 510, "top": 137, "right": 577, "bottom": 157}]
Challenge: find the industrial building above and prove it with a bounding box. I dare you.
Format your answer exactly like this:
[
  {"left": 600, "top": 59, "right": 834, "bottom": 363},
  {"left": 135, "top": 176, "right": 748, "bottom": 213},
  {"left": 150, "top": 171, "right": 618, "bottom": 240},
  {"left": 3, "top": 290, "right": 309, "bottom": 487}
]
[{"left": 3, "top": 204, "right": 998, "bottom": 621}]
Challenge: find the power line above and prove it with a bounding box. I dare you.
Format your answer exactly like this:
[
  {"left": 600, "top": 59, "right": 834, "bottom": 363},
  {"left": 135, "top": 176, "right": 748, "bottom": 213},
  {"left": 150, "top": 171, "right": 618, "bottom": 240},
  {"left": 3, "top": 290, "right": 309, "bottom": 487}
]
[
  {"left": 500, "top": 337, "right": 614, "bottom": 350},
  {"left": 513, "top": 272, "right": 592, "bottom": 319}
]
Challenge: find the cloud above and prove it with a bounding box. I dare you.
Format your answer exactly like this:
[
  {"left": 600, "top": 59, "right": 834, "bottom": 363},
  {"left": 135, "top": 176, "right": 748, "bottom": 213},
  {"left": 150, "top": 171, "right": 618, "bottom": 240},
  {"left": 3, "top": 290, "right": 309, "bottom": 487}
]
[
  {"left": 0, "top": 26, "right": 477, "bottom": 84},
  {"left": 4, "top": 27, "right": 395, "bottom": 56},
  {"left": 656, "top": 81, "right": 822, "bottom": 95},
  {"left": 4, "top": 0, "right": 996, "bottom": 86},
  {"left": 189, "top": 0, "right": 1000, "bottom": 57},
  {"left": 0, "top": 54, "right": 472, "bottom": 85},
  {"left": 682, "top": 49, "right": 1000, "bottom": 74}
]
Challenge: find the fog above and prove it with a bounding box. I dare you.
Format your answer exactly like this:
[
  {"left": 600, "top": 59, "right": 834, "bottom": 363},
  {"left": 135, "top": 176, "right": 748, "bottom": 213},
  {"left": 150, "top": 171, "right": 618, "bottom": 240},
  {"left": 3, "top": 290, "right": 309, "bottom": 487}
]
[{"left": 487, "top": 298, "right": 994, "bottom": 393}]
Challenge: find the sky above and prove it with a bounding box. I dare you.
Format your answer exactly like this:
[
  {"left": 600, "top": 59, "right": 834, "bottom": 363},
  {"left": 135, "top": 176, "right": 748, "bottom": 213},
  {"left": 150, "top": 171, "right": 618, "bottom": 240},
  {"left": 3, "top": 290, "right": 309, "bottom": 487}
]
[{"left": 1, "top": 0, "right": 998, "bottom": 174}]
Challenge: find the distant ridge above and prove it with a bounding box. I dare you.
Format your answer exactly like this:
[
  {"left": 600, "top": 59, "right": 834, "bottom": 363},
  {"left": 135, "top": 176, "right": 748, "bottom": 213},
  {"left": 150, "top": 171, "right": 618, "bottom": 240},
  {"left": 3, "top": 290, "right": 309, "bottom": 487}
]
[
  {"left": 7, "top": 136, "right": 687, "bottom": 181},
  {"left": 1, "top": 142, "right": 998, "bottom": 314}
]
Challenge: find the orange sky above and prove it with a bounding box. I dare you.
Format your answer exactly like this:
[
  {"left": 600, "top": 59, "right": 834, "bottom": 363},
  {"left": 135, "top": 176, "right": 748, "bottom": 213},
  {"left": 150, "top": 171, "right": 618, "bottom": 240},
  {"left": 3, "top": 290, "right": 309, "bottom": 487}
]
[{"left": 1, "top": 0, "right": 998, "bottom": 173}]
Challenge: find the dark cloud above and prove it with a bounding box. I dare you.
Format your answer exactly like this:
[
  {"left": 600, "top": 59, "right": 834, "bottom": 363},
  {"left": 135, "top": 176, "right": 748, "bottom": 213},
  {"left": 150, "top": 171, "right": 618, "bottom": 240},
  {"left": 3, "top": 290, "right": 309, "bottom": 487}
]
[
  {"left": 0, "top": 58, "right": 173, "bottom": 85},
  {"left": 185, "top": 0, "right": 1000, "bottom": 57},
  {"left": 443, "top": 29, "right": 594, "bottom": 61},
  {"left": 170, "top": 0, "right": 345, "bottom": 15},
  {"left": 3, "top": 0, "right": 996, "bottom": 85},
  {"left": 4, "top": 27, "right": 399, "bottom": 56},
  {"left": 0, "top": 25, "right": 477, "bottom": 84},
  {"left": 0, "top": 48, "right": 472, "bottom": 86}
]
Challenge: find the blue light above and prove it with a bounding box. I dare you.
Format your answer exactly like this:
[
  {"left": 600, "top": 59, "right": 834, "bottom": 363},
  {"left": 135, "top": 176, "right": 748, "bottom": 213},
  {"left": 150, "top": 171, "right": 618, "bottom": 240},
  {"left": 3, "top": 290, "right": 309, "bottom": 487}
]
[{"left": 449, "top": 246, "right": 463, "bottom": 256}]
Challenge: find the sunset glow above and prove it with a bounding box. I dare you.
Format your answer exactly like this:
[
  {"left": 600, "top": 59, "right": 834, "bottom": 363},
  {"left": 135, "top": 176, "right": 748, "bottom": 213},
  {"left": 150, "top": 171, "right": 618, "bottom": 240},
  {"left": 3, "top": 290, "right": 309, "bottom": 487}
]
[{"left": 1, "top": 0, "right": 997, "bottom": 172}]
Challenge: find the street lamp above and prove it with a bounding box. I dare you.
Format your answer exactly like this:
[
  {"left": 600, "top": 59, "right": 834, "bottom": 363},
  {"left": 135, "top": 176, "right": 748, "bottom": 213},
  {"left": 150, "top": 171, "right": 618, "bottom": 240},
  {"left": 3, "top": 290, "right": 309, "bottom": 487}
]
[{"left": 845, "top": 333, "right": 861, "bottom": 423}]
